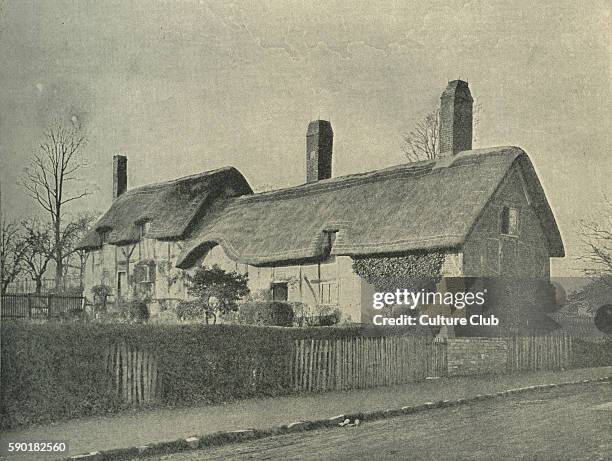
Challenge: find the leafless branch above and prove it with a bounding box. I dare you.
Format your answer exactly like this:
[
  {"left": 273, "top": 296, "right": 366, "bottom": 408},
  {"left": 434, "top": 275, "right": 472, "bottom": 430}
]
[
  {"left": 401, "top": 103, "right": 483, "bottom": 162},
  {"left": 577, "top": 199, "right": 612, "bottom": 277},
  {"left": 20, "top": 218, "right": 55, "bottom": 291},
  {"left": 401, "top": 109, "right": 440, "bottom": 162},
  {"left": 0, "top": 217, "right": 27, "bottom": 294},
  {"left": 19, "top": 121, "right": 89, "bottom": 289}
]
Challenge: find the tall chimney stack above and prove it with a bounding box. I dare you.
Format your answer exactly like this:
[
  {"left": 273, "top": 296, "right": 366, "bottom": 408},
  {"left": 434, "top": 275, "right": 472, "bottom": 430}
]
[
  {"left": 439, "top": 80, "right": 473, "bottom": 156},
  {"left": 113, "top": 155, "right": 127, "bottom": 200},
  {"left": 306, "top": 120, "right": 333, "bottom": 182}
]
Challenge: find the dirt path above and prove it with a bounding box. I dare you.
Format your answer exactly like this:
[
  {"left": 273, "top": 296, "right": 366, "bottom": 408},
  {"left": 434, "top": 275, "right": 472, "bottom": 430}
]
[
  {"left": 1, "top": 367, "right": 611, "bottom": 460},
  {"left": 147, "top": 382, "right": 612, "bottom": 461}
]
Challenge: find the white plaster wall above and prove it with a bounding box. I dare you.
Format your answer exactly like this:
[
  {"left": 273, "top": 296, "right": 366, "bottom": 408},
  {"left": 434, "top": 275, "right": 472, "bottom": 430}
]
[
  {"left": 441, "top": 251, "right": 464, "bottom": 277},
  {"left": 200, "top": 244, "right": 364, "bottom": 322},
  {"left": 83, "top": 239, "right": 188, "bottom": 304},
  {"left": 84, "top": 240, "right": 368, "bottom": 322}
]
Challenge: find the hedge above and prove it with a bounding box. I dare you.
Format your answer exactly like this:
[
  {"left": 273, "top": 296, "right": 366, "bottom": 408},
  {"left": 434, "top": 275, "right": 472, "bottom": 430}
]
[
  {"left": 1, "top": 321, "right": 121, "bottom": 429},
  {"left": 572, "top": 338, "right": 612, "bottom": 368},
  {"left": 0, "top": 321, "right": 409, "bottom": 429},
  {"left": 4, "top": 321, "right": 604, "bottom": 430}
]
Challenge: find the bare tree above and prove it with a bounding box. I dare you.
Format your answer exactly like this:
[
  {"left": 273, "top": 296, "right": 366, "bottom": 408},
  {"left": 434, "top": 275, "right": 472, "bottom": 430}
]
[
  {"left": 20, "top": 121, "right": 89, "bottom": 290},
  {"left": 578, "top": 197, "right": 612, "bottom": 277},
  {"left": 401, "top": 109, "right": 440, "bottom": 162},
  {"left": 401, "top": 104, "right": 482, "bottom": 162},
  {"left": 0, "top": 218, "right": 26, "bottom": 294},
  {"left": 21, "top": 218, "right": 55, "bottom": 294},
  {"left": 62, "top": 211, "right": 98, "bottom": 289}
]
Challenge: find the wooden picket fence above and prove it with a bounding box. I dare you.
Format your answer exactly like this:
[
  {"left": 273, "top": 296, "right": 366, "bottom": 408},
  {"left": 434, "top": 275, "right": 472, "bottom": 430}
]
[
  {"left": 506, "top": 335, "right": 573, "bottom": 372},
  {"left": 289, "top": 335, "right": 574, "bottom": 392},
  {"left": 289, "top": 336, "right": 447, "bottom": 392},
  {"left": 102, "top": 335, "right": 574, "bottom": 406},
  {"left": 105, "top": 342, "right": 161, "bottom": 405}
]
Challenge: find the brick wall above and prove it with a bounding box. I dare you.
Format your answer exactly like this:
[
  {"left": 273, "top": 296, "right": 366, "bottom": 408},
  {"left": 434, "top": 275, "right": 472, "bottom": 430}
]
[
  {"left": 447, "top": 337, "right": 508, "bottom": 376},
  {"left": 306, "top": 120, "right": 333, "bottom": 182}
]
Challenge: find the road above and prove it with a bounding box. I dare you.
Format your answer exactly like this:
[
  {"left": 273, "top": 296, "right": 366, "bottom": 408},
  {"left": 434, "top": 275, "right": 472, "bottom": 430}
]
[{"left": 145, "top": 382, "right": 612, "bottom": 461}]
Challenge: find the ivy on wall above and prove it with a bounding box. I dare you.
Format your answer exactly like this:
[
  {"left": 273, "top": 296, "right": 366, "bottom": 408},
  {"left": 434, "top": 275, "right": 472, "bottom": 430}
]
[
  {"left": 158, "top": 260, "right": 184, "bottom": 288},
  {"left": 352, "top": 252, "right": 445, "bottom": 291}
]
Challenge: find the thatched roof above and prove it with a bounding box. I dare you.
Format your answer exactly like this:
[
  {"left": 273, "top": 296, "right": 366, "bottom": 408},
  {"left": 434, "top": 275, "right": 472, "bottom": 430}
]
[
  {"left": 77, "top": 167, "right": 252, "bottom": 249},
  {"left": 176, "top": 146, "right": 564, "bottom": 268}
]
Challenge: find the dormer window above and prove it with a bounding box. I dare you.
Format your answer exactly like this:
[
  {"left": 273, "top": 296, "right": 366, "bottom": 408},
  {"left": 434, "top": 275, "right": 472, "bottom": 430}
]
[
  {"left": 139, "top": 221, "right": 151, "bottom": 238},
  {"left": 99, "top": 229, "right": 110, "bottom": 244},
  {"left": 321, "top": 229, "right": 338, "bottom": 258},
  {"left": 500, "top": 206, "right": 519, "bottom": 236}
]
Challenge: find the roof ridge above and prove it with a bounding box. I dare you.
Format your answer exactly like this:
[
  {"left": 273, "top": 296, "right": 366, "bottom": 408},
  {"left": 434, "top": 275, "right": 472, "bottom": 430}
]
[
  {"left": 235, "top": 146, "right": 521, "bottom": 205},
  {"left": 122, "top": 166, "right": 238, "bottom": 195},
  {"left": 119, "top": 147, "right": 520, "bottom": 201},
  {"left": 170, "top": 144, "right": 560, "bottom": 267},
  {"left": 239, "top": 163, "right": 434, "bottom": 203},
  {"left": 76, "top": 166, "right": 252, "bottom": 250}
]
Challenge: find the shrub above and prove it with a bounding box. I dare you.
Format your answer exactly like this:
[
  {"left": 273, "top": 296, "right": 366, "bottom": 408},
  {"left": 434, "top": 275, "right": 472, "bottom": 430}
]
[
  {"left": 124, "top": 300, "right": 149, "bottom": 322},
  {"left": 175, "top": 300, "right": 202, "bottom": 322},
  {"left": 238, "top": 301, "right": 295, "bottom": 326},
  {"left": 318, "top": 307, "right": 342, "bottom": 326},
  {"left": 91, "top": 284, "right": 112, "bottom": 307},
  {"left": 89, "top": 301, "right": 150, "bottom": 323},
  {"left": 293, "top": 303, "right": 342, "bottom": 327},
  {"left": 183, "top": 265, "right": 250, "bottom": 324}
]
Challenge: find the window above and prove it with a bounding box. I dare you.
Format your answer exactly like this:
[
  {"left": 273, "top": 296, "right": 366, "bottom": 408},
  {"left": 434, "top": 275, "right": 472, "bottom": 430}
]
[
  {"left": 500, "top": 206, "right": 519, "bottom": 236},
  {"left": 135, "top": 262, "right": 155, "bottom": 284},
  {"left": 139, "top": 221, "right": 151, "bottom": 238},
  {"left": 322, "top": 230, "right": 337, "bottom": 257},
  {"left": 143, "top": 264, "right": 154, "bottom": 283},
  {"left": 99, "top": 229, "right": 110, "bottom": 244},
  {"left": 138, "top": 222, "right": 153, "bottom": 258},
  {"left": 318, "top": 281, "right": 339, "bottom": 305},
  {"left": 117, "top": 271, "right": 127, "bottom": 299},
  {"left": 271, "top": 282, "right": 288, "bottom": 301}
]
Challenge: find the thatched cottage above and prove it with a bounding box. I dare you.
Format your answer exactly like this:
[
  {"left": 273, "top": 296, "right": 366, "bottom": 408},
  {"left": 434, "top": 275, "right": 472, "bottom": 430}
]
[{"left": 77, "top": 81, "right": 564, "bottom": 331}]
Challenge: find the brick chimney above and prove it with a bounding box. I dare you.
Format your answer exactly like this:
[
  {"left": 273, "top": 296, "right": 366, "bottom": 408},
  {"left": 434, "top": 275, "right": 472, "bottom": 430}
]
[
  {"left": 439, "top": 80, "right": 473, "bottom": 156},
  {"left": 113, "top": 155, "right": 127, "bottom": 200},
  {"left": 306, "top": 120, "right": 333, "bottom": 182}
]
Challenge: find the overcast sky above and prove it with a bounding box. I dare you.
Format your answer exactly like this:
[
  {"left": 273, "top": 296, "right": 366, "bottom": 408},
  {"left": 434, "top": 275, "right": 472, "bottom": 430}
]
[{"left": 0, "top": 0, "right": 609, "bottom": 276}]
